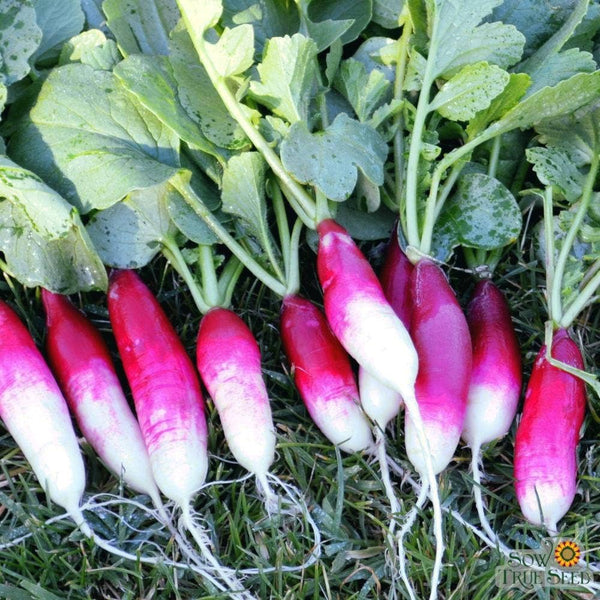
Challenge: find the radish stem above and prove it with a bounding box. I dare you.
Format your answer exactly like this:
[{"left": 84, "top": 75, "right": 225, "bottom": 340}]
[
  {"left": 172, "top": 178, "right": 287, "bottom": 297},
  {"left": 551, "top": 153, "right": 600, "bottom": 324},
  {"left": 199, "top": 244, "right": 221, "bottom": 308},
  {"left": 405, "top": 14, "right": 441, "bottom": 248},
  {"left": 161, "top": 239, "right": 210, "bottom": 313},
  {"left": 176, "top": 3, "right": 318, "bottom": 223},
  {"left": 393, "top": 16, "right": 412, "bottom": 212}
]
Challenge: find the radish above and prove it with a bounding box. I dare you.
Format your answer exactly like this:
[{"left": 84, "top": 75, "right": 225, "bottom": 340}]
[
  {"left": 0, "top": 296, "right": 246, "bottom": 591},
  {"left": 0, "top": 299, "right": 86, "bottom": 523},
  {"left": 316, "top": 219, "right": 418, "bottom": 399},
  {"left": 463, "top": 281, "right": 522, "bottom": 447},
  {"left": 107, "top": 269, "right": 254, "bottom": 598},
  {"left": 359, "top": 232, "right": 413, "bottom": 429},
  {"left": 108, "top": 270, "right": 208, "bottom": 507},
  {"left": 406, "top": 259, "right": 472, "bottom": 475},
  {"left": 316, "top": 218, "right": 447, "bottom": 599},
  {"left": 393, "top": 258, "right": 471, "bottom": 599},
  {"left": 171, "top": 245, "right": 282, "bottom": 512},
  {"left": 195, "top": 306, "right": 277, "bottom": 504},
  {"left": 379, "top": 231, "right": 414, "bottom": 323},
  {"left": 510, "top": 180, "right": 599, "bottom": 534},
  {"left": 462, "top": 281, "right": 521, "bottom": 541},
  {"left": 514, "top": 328, "right": 585, "bottom": 532},
  {"left": 280, "top": 294, "right": 373, "bottom": 453},
  {"left": 42, "top": 289, "right": 160, "bottom": 502}
]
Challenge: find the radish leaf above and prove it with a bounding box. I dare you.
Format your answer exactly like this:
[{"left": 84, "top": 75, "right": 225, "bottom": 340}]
[
  {"left": 0, "top": 0, "right": 42, "bottom": 85},
  {"left": 176, "top": 0, "right": 223, "bottom": 35},
  {"left": 423, "top": 0, "right": 525, "bottom": 79},
  {"left": 170, "top": 26, "right": 249, "bottom": 150},
  {"left": 114, "top": 54, "right": 226, "bottom": 163},
  {"left": 372, "top": 0, "right": 403, "bottom": 29},
  {"left": 466, "top": 73, "right": 531, "bottom": 138},
  {"left": 334, "top": 59, "right": 392, "bottom": 122},
  {"left": 526, "top": 147, "right": 586, "bottom": 203},
  {"left": 250, "top": 33, "right": 319, "bottom": 124},
  {"left": 221, "top": 152, "right": 277, "bottom": 258},
  {"left": 221, "top": 0, "right": 300, "bottom": 56},
  {"left": 58, "top": 30, "right": 120, "bottom": 70},
  {"left": 518, "top": 0, "right": 596, "bottom": 96},
  {"left": 491, "top": 0, "right": 578, "bottom": 58},
  {"left": 293, "top": 0, "right": 370, "bottom": 52},
  {"left": 207, "top": 25, "right": 255, "bottom": 77},
  {"left": 30, "top": 0, "right": 84, "bottom": 64},
  {"left": 103, "top": 0, "right": 180, "bottom": 56},
  {"left": 8, "top": 63, "right": 180, "bottom": 213},
  {"left": 429, "top": 62, "right": 509, "bottom": 122},
  {"left": 280, "top": 113, "right": 387, "bottom": 201},
  {"left": 87, "top": 182, "right": 177, "bottom": 269},
  {"left": 0, "top": 157, "right": 106, "bottom": 292},
  {"left": 486, "top": 71, "right": 600, "bottom": 136},
  {"left": 304, "top": 0, "right": 372, "bottom": 47},
  {"left": 523, "top": 48, "right": 597, "bottom": 97},
  {"left": 436, "top": 173, "right": 522, "bottom": 250}
]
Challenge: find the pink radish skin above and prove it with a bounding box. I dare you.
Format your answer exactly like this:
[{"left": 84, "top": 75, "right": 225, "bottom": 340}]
[
  {"left": 514, "top": 328, "right": 585, "bottom": 530},
  {"left": 0, "top": 300, "right": 85, "bottom": 515},
  {"left": 196, "top": 307, "right": 275, "bottom": 477},
  {"left": 0, "top": 297, "right": 235, "bottom": 590},
  {"left": 359, "top": 234, "right": 413, "bottom": 428},
  {"left": 316, "top": 219, "right": 418, "bottom": 400},
  {"left": 108, "top": 270, "right": 208, "bottom": 507},
  {"left": 280, "top": 294, "right": 373, "bottom": 453},
  {"left": 406, "top": 260, "right": 472, "bottom": 475},
  {"left": 462, "top": 281, "right": 522, "bottom": 448},
  {"left": 379, "top": 232, "right": 414, "bottom": 323},
  {"left": 42, "top": 290, "right": 158, "bottom": 498}
]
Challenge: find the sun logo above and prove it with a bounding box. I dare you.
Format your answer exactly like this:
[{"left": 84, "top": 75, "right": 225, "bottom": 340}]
[{"left": 554, "top": 541, "right": 581, "bottom": 568}]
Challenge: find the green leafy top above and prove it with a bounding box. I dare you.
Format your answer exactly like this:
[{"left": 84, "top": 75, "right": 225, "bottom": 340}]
[
  {"left": 527, "top": 101, "right": 600, "bottom": 327},
  {"left": 2, "top": 0, "right": 600, "bottom": 298}
]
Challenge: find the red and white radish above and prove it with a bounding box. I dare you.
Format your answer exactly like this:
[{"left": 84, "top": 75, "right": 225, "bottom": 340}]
[
  {"left": 461, "top": 281, "right": 521, "bottom": 541},
  {"left": 316, "top": 219, "right": 418, "bottom": 399},
  {"left": 0, "top": 299, "right": 86, "bottom": 521},
  {"left": 42, "top": 289, "right": 159, "bottom": 501},
  {"left": 107, "top": 269, "right": 208, "bottom": 506},
  {"left": 316, "top": 219, "right": 447, "bottom": 597},
  {"left": 406, "top": 259, "right": 472, "bottom": 475},
  {"left": 463, "top": 281, "right": 522, "bottom": 447},
  {"left": 196, "top": 306, "right": 276, "bottom": 500},
  {"left": 280, "top": 294, "right": 373, "bottom": 453},
  {"left": 396, "top": 259, "right": 471, "bottom": 599},
  {"left": 108, "top": 270, "right": 255, "bottom": 597},
  {"left": 514, "top": 328, "right": 585, "bottom": 532},
  {"left": 359, "top": 233, "right": 413, "bottom": 429}
]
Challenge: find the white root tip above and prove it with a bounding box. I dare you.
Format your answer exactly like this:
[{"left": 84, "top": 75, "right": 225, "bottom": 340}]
[
  {"left": 471, "top": 449, "right": 502, "bottom": 546},
  {"left": 372, "top": 428, "right": 403, "bottom": 580},
  {"left": 400, "top": 390, "right": 445, "bottom": 600},
  {"left": 180, "top": 503, "right": 257, "bottom": 600},
  {"left": 256, "top": 472, "right": 279, "bottom": 515},
  {"left": 396, "top": 483, "right": 428, "bottom": 600}
]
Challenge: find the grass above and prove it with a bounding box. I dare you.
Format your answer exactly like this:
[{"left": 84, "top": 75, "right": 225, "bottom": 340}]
[{"left": 0, "top": 230, "right": 598, "bottom": 600}]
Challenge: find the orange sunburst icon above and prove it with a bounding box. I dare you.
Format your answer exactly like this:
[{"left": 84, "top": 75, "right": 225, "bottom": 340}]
[{"left": 554, "top": 541, "right": 581, "bottom": 568}]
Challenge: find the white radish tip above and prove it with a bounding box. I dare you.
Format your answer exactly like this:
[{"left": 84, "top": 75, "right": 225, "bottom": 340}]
[
  {"left": 518, "top": 482, "right": 573, "bottom": 530},
  {"left": 462, "top": 382, "right": 520, "bottom": 448},
  {"left": 405, "top": 417, "right": 461, "bottom": 476}
]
